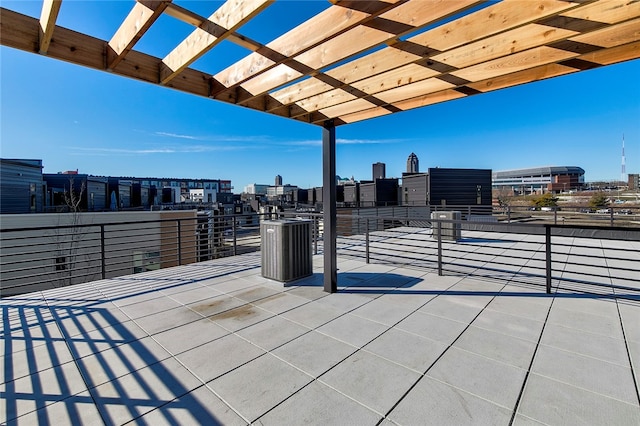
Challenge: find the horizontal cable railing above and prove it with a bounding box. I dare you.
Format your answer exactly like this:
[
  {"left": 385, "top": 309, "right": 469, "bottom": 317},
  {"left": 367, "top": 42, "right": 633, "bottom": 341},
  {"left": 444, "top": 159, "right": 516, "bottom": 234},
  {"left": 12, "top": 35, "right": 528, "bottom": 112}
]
[
  {"left": 320, "top": 211, "right": 640, "bottom": 298},
  {"left": 1, "top": 208, "right": 638, "bottom": 298},
  {"left": 0, "top": 213, "right": 274, "bottom": 297}
]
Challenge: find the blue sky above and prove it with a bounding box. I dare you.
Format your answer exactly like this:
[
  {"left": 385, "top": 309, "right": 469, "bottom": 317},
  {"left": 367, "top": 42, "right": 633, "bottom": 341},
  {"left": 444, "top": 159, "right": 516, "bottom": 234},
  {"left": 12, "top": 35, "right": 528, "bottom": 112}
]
[{"left": 1, "top": 1, "right": 639, "bottom": 192}]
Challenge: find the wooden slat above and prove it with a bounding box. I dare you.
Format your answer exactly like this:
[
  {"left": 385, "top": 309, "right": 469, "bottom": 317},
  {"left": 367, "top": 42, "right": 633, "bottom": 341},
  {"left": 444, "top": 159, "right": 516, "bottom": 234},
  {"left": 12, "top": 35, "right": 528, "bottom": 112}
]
[
  {"left": 571, "top": 17, "right": 640, "bottom": 48},
  {"left": 350, "top": 64, "right": 440, "bottom": 95},
  {"left": 241, "top": 64, "right": 304, "bottom": 97},
  {"left": 39, "top": 0, "right": 61, "bottom": 54},
  {"left": 296, "top": 0, "right": 478, "bottom": 70},
  {"left": 164, "top": 2, "right": 264, "bottom": 52},
  {"left": 336, "top": 106, "right": 392, "bottom": 124},
  {"left": 391, "top": 89, "right": 466, "bottom": 111},
  {"left": 160, "top": 0, "right": 272, "bottom": 84},
  {"left": 320, "top": 98, "right": 379, "bottom": 118},
  {"left": 431, "top": 24, "right": 578, "bottom": 69},
  {"left": 213, "top": 5, "right": 373, "bottom": 88},
  {"left": 562, "top": 0, "right": 640, "bottom": 24},
  {"left": 412, "top": 0, "right": 581, "bottom": 51},
  {"left": 582, "top": 39, "right": 640, "bottom": 64},
  {"left": 295, "top": 88, "right": 359, "bottom": 113},
  {"left": 108, "top": 1, "right": 170, "bottom": 70},
  {"left": 447, "top": 46, "right": 577, "bottom": 83},
  {"left": 466, "top": 63, "right": 576, "bottom": 92},
  {"left": 271, "top": 77, "right": 336, "bottom": 107},
  {"left": 375, "top": 77, "right": 454, "bottom": 104}
]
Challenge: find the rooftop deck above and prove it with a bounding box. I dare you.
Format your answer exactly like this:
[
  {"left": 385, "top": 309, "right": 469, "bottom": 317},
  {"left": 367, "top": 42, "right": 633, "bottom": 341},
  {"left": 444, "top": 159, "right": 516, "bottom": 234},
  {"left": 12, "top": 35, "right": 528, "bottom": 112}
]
[{"left": 2, "top": 231, "right": 640, "bottom": 425}]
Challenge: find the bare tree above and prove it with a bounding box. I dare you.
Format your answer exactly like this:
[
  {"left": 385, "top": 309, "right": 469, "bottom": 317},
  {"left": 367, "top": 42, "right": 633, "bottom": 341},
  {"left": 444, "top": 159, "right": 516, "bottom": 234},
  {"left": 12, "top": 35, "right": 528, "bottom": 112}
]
[{"left": 51, "top": 177, "right": 98, "bottom": 287}]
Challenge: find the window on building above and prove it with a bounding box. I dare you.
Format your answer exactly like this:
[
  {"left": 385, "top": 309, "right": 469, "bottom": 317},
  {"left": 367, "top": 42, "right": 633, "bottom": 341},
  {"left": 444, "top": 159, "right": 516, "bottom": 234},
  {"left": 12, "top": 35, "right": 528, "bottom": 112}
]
[{"left": 55, "top": 256, "right": 66, "bottom": 271}]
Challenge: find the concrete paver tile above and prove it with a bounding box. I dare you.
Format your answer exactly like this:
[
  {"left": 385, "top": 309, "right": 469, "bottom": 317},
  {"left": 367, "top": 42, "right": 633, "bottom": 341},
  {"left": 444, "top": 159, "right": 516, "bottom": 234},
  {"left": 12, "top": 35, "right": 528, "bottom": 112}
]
[
  {"left": 256, "top": 380, "right": 381, "bottom": 425},
  {"left": 316, "top": 313, "right": 388, "bottom": 348},
  {"left": 454, "top": 326, "right": 537, "bottom": 370},
  {"left": 89, "top": 357, "right": 201, "bottom": 425},
  {"left": 175, "top": 334, "right": 265, "bottom": 383},
  {"left": 531, "top": 344, "right": 637, "bottom": 404},
  {"left": 364, "top": 328, "right": 447, "bottom": 373},
  {"left": 139, "top": 384, "right": 247, "bottom": 425},
  {"left": 236, "top": 315, "right": 309, "bottom": 351},
  {"left": 427, "top": 346, "right": 527, "bottom": 409},
  {"left": 395, "top": 310, "right": 468, "bottom": 345},
  {"left": 517, "top": 373, "right": 640, "bottom": 425},
  {"left": 387, "top": 375, "right": 513, "bottom": 425},
  {"left": 208, "top": 353, "right": 313, "bottom": 422},
  {"left": 271, "top": 330, "right": 357, "bottom": 378},
  {"left": 151, "top": 317, "right": 230, "bottom": 355},
  {"left": 320, "top": 350, "right": 421, "bottom": 415}
]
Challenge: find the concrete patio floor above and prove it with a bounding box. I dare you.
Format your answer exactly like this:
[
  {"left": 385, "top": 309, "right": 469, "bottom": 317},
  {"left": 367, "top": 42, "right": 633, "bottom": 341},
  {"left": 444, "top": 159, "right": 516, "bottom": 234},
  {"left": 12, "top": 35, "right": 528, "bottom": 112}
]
[{"left": 2, "top": 237, "right": 640, "bottom": 425}]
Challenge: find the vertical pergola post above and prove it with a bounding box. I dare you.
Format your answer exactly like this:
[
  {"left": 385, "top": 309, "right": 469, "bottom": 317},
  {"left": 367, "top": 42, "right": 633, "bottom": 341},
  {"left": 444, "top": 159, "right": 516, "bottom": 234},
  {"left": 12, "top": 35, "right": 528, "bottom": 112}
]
[{"left": 323, "top": 120, "right": 337, "bottom": 293}]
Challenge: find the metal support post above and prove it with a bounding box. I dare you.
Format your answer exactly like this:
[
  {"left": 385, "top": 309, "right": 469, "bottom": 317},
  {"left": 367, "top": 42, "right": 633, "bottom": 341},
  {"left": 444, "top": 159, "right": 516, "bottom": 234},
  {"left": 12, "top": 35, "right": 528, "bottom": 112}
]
[
  {"left": 177, "top": 220, "right": 182, "bottom": 265},
  {"left": 323, "top": 120, "right": 337, "bottom": 293},
  {"left": 545, "top": 225, "right": 552, "bottom": 294},
  {"left": 100, "top": 225, "right": 106, "bottom": 279},
  {"left": 437, "top": 220, "right": 443, "bottom": 276},
  {"left": 232, "top": 217, "right": 237, "bottom": 256},
  {"left": 610, "top": 208, "right": 614, "bottom": 227},
  {"left": 365, "top": 218, "right": 370, "bottom": 264},
  {"left": 313, "top": 216, "right": 318, "bottom": 255}
]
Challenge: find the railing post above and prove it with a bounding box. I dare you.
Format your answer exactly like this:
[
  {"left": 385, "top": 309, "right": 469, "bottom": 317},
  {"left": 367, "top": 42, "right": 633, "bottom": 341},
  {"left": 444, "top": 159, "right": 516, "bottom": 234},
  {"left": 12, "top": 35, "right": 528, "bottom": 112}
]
[
  {"left": 437, "top": 220, "right": 443, "bottom": 276},
  {"left": 313, "top": 216, "right": 318, "bottom": 255},
  {"left": 365, "top": 217, "right": 370, "bottom": 264},
  {"left": 233, "top": 217, "right": 238, "bottom": 256},
  {"left": 610, "top": 208, "right": 614, "bottom": 227},
  {"left": 554, "top": 207, "right": 558, "bottom": 225},
  {"left": 545, "top": 225, "right": 552, "bottom": 294},
  {"left": 100, "top": 224, "right": 106, "bottom": 280},
  {"left": 177, "top": 220, "right": 182, "bottom": 265}
]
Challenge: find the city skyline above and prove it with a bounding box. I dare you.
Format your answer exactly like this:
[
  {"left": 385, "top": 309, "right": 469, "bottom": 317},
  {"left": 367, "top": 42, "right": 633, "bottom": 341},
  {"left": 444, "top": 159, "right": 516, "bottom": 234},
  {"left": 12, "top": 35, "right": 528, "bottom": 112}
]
[{"left": 1, "top": 1, "right": 639, "bottom": 191}]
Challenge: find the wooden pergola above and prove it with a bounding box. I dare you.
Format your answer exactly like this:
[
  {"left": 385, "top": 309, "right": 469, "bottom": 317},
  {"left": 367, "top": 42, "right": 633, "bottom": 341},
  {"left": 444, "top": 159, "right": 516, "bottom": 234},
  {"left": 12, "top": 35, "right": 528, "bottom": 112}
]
[{"left": 2, "top": 0, "right": 639, "bottom": 292}]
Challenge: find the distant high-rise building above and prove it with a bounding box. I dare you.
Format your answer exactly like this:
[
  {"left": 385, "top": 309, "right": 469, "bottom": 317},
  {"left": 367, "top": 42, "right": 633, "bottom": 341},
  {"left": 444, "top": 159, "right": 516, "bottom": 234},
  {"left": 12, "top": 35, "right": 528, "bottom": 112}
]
[
  {"left": 406, "top": 153, "right": 419, "bottom": 173},
  {"left": 275, "top": 174, "right": 283, "bottom": 186},
  {"left": 372, "top": 162, "right": 386, "bottom": 180}
]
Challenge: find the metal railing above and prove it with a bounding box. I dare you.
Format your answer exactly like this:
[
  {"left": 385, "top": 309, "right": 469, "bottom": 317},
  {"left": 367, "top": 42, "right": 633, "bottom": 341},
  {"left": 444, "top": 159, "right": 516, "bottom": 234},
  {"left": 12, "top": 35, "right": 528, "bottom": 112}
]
[
  {"left": 2, "top": 209, "right": 638, "bottom": 298},
  {"left": 0, "top": 213, "right": 279, "bottom": 297},
  {"left": 325, "top": 211, "right": 640, "bottom": 298}
]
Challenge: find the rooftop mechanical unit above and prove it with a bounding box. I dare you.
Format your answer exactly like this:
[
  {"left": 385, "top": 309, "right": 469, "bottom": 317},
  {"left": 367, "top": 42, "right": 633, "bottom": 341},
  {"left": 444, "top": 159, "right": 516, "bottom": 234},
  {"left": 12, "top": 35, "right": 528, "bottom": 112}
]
[
  {"left": 431, "top": 211, "right": 462, "bottom": 242},
  {"left": 261, "top": 219, "right": 312, "bottom": 282}
]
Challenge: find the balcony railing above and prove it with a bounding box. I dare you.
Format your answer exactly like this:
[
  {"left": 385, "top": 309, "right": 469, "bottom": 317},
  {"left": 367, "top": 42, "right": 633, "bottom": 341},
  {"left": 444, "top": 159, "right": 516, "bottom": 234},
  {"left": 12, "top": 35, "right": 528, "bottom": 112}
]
[{"left": 1, "top": 208, "right": 638, "bottom": 298}]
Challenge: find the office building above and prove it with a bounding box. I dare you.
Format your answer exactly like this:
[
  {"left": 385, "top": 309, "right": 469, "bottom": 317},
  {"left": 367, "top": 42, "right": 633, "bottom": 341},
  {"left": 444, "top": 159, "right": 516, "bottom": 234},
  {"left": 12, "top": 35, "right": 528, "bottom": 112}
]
[
  {"left": 406, "top": 153, "right": 419, "bottom": 174},
  {"left": 372, "top": 162, "right": 386, "bottom": 180},
  {"left": 492, "top": 166, "right": 585, "bottom": 194},
  {"left": 1, "top": 159, "right": 45, "bottom": 214}
]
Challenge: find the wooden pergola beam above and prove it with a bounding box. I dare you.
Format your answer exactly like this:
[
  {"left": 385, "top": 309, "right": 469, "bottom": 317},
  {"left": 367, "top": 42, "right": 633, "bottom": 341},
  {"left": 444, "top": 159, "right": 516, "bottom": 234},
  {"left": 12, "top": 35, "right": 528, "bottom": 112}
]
[
  {"left": 211, "top": 0, "right": 407, "bottom": 96},
  {"left": 285, "top": 0, "right": 640, "bottom": 120},
  {"left": 2, "top": 1, "right": 639, "bottom": 126},
  {"left": 223, "top": 0, "right": 481, "bottom": 105},
  {"left": 107, "top": 0, "right": 171, "bottom": 70},
  {"left": 272, "top": 0, "right": 586, "bottom": 116},
  {"left": 159, "top": 0, "right": 272, "bottom": 85},
  {"left": 38, "top": 0, "right": 61, "bottom": 54}
]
